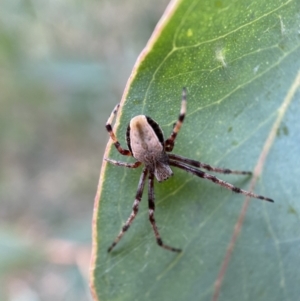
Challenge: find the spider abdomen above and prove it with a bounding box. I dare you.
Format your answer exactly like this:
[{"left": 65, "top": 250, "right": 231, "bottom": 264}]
[
  {"left": 127, "top": 115, "right": 173, "bottom": 182},
  {"left": 128, "top": 115, "right": 164, "bottom": 160}
]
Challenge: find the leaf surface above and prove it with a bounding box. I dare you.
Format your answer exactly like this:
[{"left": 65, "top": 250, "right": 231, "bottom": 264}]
[{"left": 91, "top": 0, "right": 300, "bottom": 300}]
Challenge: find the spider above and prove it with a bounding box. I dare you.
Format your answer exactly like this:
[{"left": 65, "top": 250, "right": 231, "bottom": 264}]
[{"left": 105, "top": 88, "right": 274, "bottom": 253}]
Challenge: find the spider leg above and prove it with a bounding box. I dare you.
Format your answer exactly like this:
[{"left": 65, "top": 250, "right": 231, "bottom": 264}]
[
  {"left": 106, "top": 103, "right": 132, "bottom": 156},
  {"left": 148, "top": 172, "right": 182, "bottom": 252},
  {"left": 168, "top": 154, "right": 251, "bottom": 175},
  {"left": 105, "top": 158, "right": 142, "bottom": 168},
  {"left": 165, "top": 88, "right": 187, "bottom": 152},
  {"left": 169, "top": 160, "right": 274, "bottom": 203},
  {"left": 107, "top": 168, "right": 148, "bottom": 252}
]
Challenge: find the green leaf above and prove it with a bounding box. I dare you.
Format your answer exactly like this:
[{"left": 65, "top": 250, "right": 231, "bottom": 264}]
[{"left": 90, "top": 0, "right": 300, "bottom": 300}]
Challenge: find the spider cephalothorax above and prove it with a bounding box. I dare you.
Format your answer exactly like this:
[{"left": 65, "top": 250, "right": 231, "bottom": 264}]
[{"left": 105, "top": 88, "right": 274, "bottom": 253}]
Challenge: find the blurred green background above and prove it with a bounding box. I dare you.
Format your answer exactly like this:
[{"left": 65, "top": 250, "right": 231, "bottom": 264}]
[{"left": 0, "top": 1, "right": 169, "bottom": 300}]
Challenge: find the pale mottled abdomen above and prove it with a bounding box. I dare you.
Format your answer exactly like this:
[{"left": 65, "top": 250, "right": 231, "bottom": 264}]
[
  {"left": 126, "top": 115, "right": 173, "bottom": 181},
  {"left": 129, "top": 115, "right": 164, "bottom": 162}
]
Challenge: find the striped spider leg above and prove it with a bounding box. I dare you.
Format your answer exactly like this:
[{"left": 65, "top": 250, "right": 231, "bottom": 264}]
[
  {"left": 169, "top": 159, "right": 273, "bottom": 202},
  {"left": 148, "top": 172, "right": 182, "bottom": 252},
  {"left": 107, "top": 168, "right": 147, "bottom": 253},
  {"left": 105, "top": 88, "right": 274, "bottom": 253},
  {"left": 164, "top": 88, "right": 187, "bottom": 152},
  {"left": 106, "top": 103, "right": 132, "bottom": 156}
]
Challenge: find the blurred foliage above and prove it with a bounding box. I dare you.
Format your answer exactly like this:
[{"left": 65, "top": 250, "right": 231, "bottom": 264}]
[{"left": 0, "top": 0, "right": 169, "bottom": 300}]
